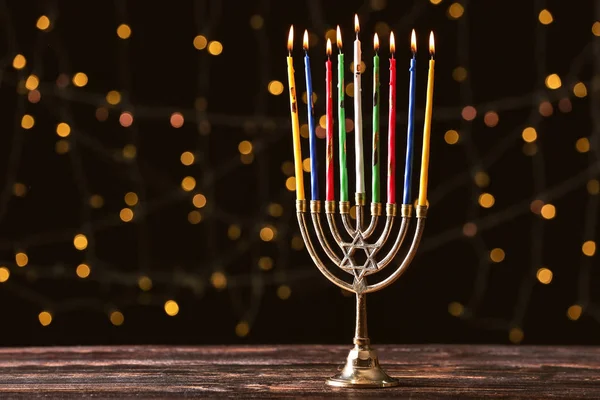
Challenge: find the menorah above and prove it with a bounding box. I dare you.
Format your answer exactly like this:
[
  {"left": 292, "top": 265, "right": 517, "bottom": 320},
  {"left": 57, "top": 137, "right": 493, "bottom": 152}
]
[{"left": 286, "top": 18, "right": 435, "bottom": 387}]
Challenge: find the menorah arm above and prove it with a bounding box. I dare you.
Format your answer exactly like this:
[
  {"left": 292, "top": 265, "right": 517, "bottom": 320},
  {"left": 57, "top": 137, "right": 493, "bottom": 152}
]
[
  {"left": 325, "top": 201, "right": 344, "bottom": 246},
  {"left": 339, "top": 201, "right": 356, "bottom": 237},
  {"left": 375, "top": 204, "right": 413, "bottom": 271},
  {"left": 310, "top": 201, "right": 341, "bottom": 265},
  {"left": 362, "top": 203, "right": 382, "bottom": 239},
  {"left": 365, "top": 206, "right": 427, "bottom": 294},
  {"left": 296, "top": 200, "right": 354, "bottom": 293}
]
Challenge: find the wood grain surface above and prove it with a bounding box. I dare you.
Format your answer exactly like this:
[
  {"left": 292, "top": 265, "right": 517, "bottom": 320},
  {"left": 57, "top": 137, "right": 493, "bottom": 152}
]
[{"left": 0, "top": 344, "right": 599, "bottom": 398}]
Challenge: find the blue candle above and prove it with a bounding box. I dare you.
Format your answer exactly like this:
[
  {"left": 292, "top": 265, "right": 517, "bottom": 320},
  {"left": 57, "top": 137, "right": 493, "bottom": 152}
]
[
  {"left": 403, "top": 30, "right": 417, "bottom": 205},
  {"left": 303, "top": 30, "right": 319, "bottom": 200}
]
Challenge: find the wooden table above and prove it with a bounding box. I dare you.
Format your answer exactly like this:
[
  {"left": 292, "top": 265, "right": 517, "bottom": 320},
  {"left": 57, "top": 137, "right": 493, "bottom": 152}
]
[{"left": 0, "top": 345, "right": 599, "bottom": 398}]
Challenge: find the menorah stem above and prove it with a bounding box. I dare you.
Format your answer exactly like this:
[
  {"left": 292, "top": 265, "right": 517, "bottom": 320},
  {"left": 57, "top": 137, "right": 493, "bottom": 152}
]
[{"left": 354, "top": 292, "right": 369, "bottom": 345}]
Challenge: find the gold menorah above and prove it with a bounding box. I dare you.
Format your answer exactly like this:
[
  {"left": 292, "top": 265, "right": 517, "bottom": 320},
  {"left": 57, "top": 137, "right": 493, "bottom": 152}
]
[{"left": 296, "top": 196, "right": 427, "bottom": 387}]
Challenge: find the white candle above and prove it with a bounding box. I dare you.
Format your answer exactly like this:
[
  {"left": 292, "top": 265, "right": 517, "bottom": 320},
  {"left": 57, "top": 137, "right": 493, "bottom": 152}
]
[{"left": 353, "top": 14, "right": 364, "bottom": 194}]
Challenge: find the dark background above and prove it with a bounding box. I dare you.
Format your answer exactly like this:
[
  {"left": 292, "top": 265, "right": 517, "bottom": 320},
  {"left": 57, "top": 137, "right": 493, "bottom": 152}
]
[{"left": 0, "top": 0, "right": 598, "bottom": 346}]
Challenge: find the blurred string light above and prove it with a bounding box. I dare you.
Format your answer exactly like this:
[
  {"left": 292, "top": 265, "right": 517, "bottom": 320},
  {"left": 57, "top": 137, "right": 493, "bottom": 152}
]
[{"left": 0, "top": 1, "right": 596, "bottom": 344}]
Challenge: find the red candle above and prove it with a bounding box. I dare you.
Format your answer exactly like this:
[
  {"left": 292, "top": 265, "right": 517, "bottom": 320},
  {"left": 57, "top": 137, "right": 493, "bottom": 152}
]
[
  {"left": 326, "top": 39, "right": 334, "bottom": 202},
  {"left": 387, "top": 32, "right": 397, "bottom": 204}
]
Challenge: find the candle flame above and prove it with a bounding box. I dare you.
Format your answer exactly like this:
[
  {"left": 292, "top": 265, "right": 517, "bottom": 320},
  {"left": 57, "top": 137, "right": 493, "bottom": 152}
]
[
  {"left": 303, "top": 30, "right": 309, "bottom": 51},
  {"left": 336, "top": 25, "right": 342, "bottom": 49},
  {"left": 326, "top": 38, "right": 332, "bottom": 55},
  {"left": 390, "top": 31, "right": 395, "bottom": 53},
  {"left": 354, "top": 14, "right": 360, "bottom": 34},
  {"left": 287, "top": 25, "right": 294, "bottom": 52},
  {"left": 374, "top": 33, "right": 379, "bottom": 51},
  {"left": 429, "top": 31, "right": 435, "bottom": 57},
  {"left": 410, "top": 29, "right": 416, "bottom": 53}
]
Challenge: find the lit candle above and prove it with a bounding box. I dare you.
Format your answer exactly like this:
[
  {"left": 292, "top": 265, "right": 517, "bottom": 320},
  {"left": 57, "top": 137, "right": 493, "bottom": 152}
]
[
  {"left": 286, "top": 26, "right": 305, "bottom": 200},
  {"left": 325, "top": 39, "right": 334, "bottom": 202},
  {"left": 303, "top": 30, "right": 319, "bottom": 200},
  {"left": 353, "top": 15, "right": 364, "bottom": 195},
  {"left": 403, "top": 30, "right": 417, "bottom": 205},
  {"left": 336, "top": 26, "right": 349, "bottom": 202},
  {"left": 387, "top": 32, "right": 396, "bottom": 204},
  {"left": 372, "top": 34, "right": 380, "bottom": 203},
  {"left": 418, "top": 32, "right": 435, "bottom": 207}
]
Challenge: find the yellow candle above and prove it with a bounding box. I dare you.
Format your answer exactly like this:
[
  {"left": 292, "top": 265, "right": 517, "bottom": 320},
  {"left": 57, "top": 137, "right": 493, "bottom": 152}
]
[
  {"left": 287, "top": 26, "right": 305, "bottom": 200},
  {"left": 418, "top": 32, "right": 435, "bottom": 207}
]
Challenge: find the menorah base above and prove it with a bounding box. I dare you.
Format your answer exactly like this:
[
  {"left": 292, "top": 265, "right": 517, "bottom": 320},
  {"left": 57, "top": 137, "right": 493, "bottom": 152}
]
[{"left": 326, "top": 344, "right": 399, "bottom": 388}]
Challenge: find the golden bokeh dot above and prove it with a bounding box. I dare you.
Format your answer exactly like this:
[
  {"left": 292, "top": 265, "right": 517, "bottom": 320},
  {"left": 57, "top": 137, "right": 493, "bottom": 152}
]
[
  {"left": 573, "top": 82, "right": 587, "bottom": 98},
  {"left": 509, "top": 327, "right": 524, "bottom": 344},
  {"left": 106, "top": 90, "right": 121, "bottom": 105},
  {"left": 587, "top": 179, "right": 600, "bottom": 195},
  {"left": 25, "top": 75, "right": 39, "bottom": 90},
  {"left": 73, "top": 234, "right": 88, "bottom": 250},
  {"left": 120, "top": 207, "right": 134, "bottom": 222},
  {"left": 0, "top": 267, "right": 10, "bottom": 283},
  {"left": 545, "top": 73, "right": 561, "bottom": 89},
  {"left": 56, "top": 122, "right": 71, "bottom": 137},
  {"left": 13, "top": 182, "right": 27, "bottom": 197},
  {"left": 260, "top": 225, "right": 276, "bottom": 242},
  {"left": 164, "top": 300, "right": 180, "bottom": 316},
  {"left": 76, "top": 263, "right": 91, "bottom": 278},
  {"left": 38, "top": 311, "right": 52, "bottom": 326},
  {"left": 124, "top": 192, "right": 138, "bottom": 206},
  {"left": 536, "top": 267, "right": 553, "bottom": 284},
  {"left": 593, "top": 21, "right": 600, "bottom": 37},
  {"left": 430, "top": 0, "right": 442, "bottom": 4},
  {"left": 448, "top": 301, "right": 464, "bottom": 317},
  {"left": 258, "top": 256, "right": 274, "bottom": 271},
  {"left": 211, "top": 271, "right": 227, "bottom": 290},
  {"left": 483, "top": 111, "right": 499, "bottom": 127},
  {"left": 13, "top": 54, "right": 26, "bottom": 70},
  {"left": 319, "top": 115, "right": 327, "bottom": 129},
  {"left": 539, "top": 101, "right": 553, "bottom": 117},
  {"left": 538, "top": 9, "right": 553, "bottom": 25},
  {"left": 235, "top": 321, "right": 250, "bottom": 337},
  {"left": 16, "top": 252, "right": 28, "bottom": 267},
  {"left": 567, "top": 304, "right": 583, "bottom": 321},
  {"left": 452, "top": 66, "right": 467, "bottom": 82},
  {"left": 208, "top": 41, "right": 223, "bottom": 56},
  {"left": 490, "top": 248, "right": 505, "bottom": 263},
  {"left": 21, "top": 114, "right": 35, "bottom": 130},
  {"left": 448, "top": 2, "right": 464, "bottom": 19},
  {"left": 267, "top": 80, "right": 284, "bottom": 95},
  {"left": 582, "top": 240, "right": 596, "bottom": 257},
  {"left": 268, "top": 203, "right": 283, "bottom": 217},
  {"left": 285, "top": 176, "right": 296, "bottom": 191},
  {"left": 540, "top": 204, "right": 556, "bottom": 220},
  {"left": 72, "top": 72, "right": 88, "bottom": 87},
  {"left": 474, "top": 171, "right": 490, "bottom": 188},
  {"left": 193, "top": 35, "right": 208, "bottom": 50},
  {"left": 461, "top": 106, "right": 477, "bottom": 121},
  {"left": 170, "top": 112, "right": 184, "bottom": 128},
  {"left": 188, "top": 210, "right": 202, "bottom": 224},
  {"left": 444, "top": 129, "right": 459, "bottom": 145},
  {"left": 250, "top": 14, "right": 264, "bottom": 30},
  {"left": 291, "top": 235, "right": 304, "bottom": 250},
  {"left": 228, "top": 224, "right": 241, "bottom": 240},
  {"left": 119, "top": 112, "right": 133, "bottom": 127},
  {"left": 180, "top": 151, "right": 195, "bottom": 166},
  {"left": 89, "top": 194, "right": 104, "bottom": 209},
  {"left": 277, "top": 285, "right": 292, "bottom": 300},
  {"left": 301, "top": 92, "right": 318, "bottom": 104},
  {"left": 36, "top": 15, "right": 51, "bottom": 31},
  {"left": 478, "top": 193, "right": 495, "bottom": 208},
  {"left": 345, "top": 82, "right": 354, "bottom": 97},
  {"left": 521, "top": 127, "right": 537, "bottom": 143},
  {"left": 238, "top": 140, "right": 253, "bottom": 155},
  {"left": 192, "top": 194, "right": 207, "bottom": 209},
  {"left": 302, "top": 158, "right": 311, "bottom": 172},
  {"left": 138, "top": 276, "right": 153, "bottom": 291},
  {"left": 181, "top": 176, "right": 196, "bottom": 191},
  {"left": 462, "top": 222, "right": 477, "bottom": 237},
  {"left": 110, "top": 311, "right": 125, "bottom": 326},
  {"left": 117, "top": 24, "right": 132, "bottom": 39},
  {"left": 575, "top": 137, "right": 590, "bottom": 153}
]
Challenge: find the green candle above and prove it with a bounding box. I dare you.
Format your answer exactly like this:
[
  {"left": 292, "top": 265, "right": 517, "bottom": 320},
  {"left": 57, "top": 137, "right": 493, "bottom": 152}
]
[
  {"left": 336, "top": 26, "right": 349, "bottom": 202},
  {"left": 372, "top": 34, "right": 380, "bottom": 203}
]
